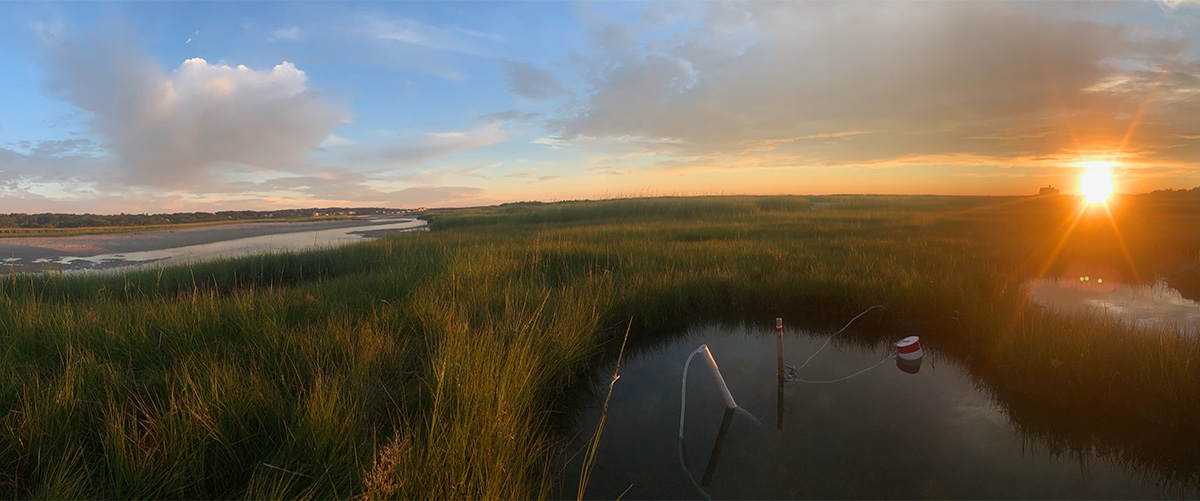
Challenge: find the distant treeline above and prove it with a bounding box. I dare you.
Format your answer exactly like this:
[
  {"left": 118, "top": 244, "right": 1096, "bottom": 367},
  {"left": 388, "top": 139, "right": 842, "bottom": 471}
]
[
  {"left": 1145, "top": 187, "right": 1200, "bottom": 197},
  {"left": 0, "top": 207, "right": 408, "bottom": 229}
]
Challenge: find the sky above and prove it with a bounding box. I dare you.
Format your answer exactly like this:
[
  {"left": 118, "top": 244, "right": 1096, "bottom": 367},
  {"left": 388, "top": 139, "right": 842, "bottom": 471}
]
[{"left": 1, "top": 1, "right": 1200, "bottom": 213}]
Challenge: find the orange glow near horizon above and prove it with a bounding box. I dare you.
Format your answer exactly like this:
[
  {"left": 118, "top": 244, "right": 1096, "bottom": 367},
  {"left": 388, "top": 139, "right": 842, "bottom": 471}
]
[{"left": 1028, "top": 159, "right": 1141, "bottom": 292}]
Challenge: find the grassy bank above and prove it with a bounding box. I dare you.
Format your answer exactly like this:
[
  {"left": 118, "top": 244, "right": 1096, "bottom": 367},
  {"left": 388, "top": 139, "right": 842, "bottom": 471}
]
[{"left": 2, "top": 194, "right": 1199, "bottom": 498}]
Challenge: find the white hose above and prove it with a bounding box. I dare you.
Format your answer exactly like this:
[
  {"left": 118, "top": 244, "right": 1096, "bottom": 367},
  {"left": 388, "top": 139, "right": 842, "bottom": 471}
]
[
  {"left": 677, "top": 347, "right": 763, "bottom": 500},
  {"left": 676, "top": 305, "right": 886, "bottom": 498},
  {"left": 679, "top": 347, "right": 706, "bottom": 439},
  {"left": 679, "top": 346, "right": 716, "bottom": 500}
]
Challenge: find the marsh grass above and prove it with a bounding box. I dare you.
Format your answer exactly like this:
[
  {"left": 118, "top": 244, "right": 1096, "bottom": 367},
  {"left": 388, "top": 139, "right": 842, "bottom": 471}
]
[
  {"left": 576, "top": 320, "right": 630, "bottom": 501},
  {"left": 3, "top": 194, "right": 1200, "bottom": 498}
]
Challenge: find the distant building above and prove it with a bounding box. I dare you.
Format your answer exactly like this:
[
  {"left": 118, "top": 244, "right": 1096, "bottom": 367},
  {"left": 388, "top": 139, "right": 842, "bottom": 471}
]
[{"left": 1038, "top": 185, "right": 1060, "bottom": 196}]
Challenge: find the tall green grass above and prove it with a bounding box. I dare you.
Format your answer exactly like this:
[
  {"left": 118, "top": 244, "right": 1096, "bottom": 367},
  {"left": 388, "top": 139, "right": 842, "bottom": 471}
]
[{"left": 2, "top": 194, "right": 1200, "bottom": 498}]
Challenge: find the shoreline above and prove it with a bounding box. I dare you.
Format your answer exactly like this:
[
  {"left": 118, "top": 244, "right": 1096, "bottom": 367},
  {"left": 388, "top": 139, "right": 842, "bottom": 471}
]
[{"left": 0, "top": 216, "right": 422, "bottom": 273}]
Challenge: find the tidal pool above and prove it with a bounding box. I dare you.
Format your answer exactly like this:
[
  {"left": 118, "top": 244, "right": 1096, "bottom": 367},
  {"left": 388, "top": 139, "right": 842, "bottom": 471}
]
[
  {"left": 564, "top": 323, "right": 1186, "bottom": 499},
  {"left": 1026, "top": 260, "right": 1200, "bottom": 334}
]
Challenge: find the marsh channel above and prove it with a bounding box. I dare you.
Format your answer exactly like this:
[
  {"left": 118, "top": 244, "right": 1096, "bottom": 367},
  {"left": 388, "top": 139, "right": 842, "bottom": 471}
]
[{"left": 563, "top": 282, "right": 1200, "bottom": 500}]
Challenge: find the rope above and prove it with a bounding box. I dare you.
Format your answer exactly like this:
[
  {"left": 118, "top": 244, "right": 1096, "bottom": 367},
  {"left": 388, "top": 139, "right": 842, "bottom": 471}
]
[
  {"left": 789, "top": 354, "right": 895, "bottom": 384},
  {"left": 676, "top": 305, "right": 888, "bottom": 499},
  {"left": 792, "top": 305, "right": 884, "bottom": 372}
]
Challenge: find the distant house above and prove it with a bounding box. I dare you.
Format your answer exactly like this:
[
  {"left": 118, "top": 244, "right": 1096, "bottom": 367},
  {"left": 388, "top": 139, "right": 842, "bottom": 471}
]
[{"left": 1038, "top": 185, "right": 1060, "bottom": 196}]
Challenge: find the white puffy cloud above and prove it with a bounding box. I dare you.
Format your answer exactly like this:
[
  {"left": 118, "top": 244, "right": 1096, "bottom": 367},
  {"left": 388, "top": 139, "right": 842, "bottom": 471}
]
[
  {"left": 43, "top": 30, "right": 348, "bottom": 188},
  {"left": 13, "top": 21, "right": 517, "bottom": 211}
]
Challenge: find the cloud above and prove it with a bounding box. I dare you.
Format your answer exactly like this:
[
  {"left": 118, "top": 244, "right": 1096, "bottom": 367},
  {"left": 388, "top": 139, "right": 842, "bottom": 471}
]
[
  {"left": 317, "top": 134, "right": 359, "bottom": 150},
  {"left": 32, "top": 19, "right": 63, "bottom": 43},
  {"left": 42, "top": 29, "right": 349, "bottom": 188},
  {"left": 270, "top": 27, "right": 300, "bottom": 41},
  {"left": 478, "top": 110, "right": 540, "bottom": 125},
  {"left": 371, "top": 124, "right": 509, "bottom": 167},
  {"left": 6, "top": 22, "right": 515, "bottom": 212},
  {"left": 556, "top": 2, "right": 1200, "bottom": 172},
  {"left": 324, "top": 13, "right": 496, "bottom": 81},
  {"left": 590, "top": 165, "right": 634, "bottom": 176},
  {"left": 362, "top": 15, "right": 488, "bottom": 56},
  {"left": 0, "top": 147, "right": 23, "bottom": 168},
  {"left": 378, "top": 164, "right": 490, "bottom": 186},
  {"left": 497, "top": 60, "right": 574, "bottom": 99},
  {"left": 506, "top": 168, "right": 559, "bottom": 183},
  {"left": 1160, "top": 0, "right": 1200, "bottom": 9},
  {"left": 24, "top": 138, "right": 102, "bottom": 157},
  {"left": 385, "top": 185, "right": 488, "bottom": 207},
  {"left": 349, "top": 121, "right": 516, "bottom": 185},
  {"left": 0, "top": 145, "right": 117, "bottom": 181}
]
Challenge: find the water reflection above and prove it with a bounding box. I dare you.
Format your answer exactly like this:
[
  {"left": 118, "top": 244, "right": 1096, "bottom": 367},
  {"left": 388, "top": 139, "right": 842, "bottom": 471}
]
[
  {"left": 701, "top": 408, "right": 736, "bottom": 486},
  {"left": 896, "top": 356, "right": 922, "bottom": 374},
  {"left": 566, "top": 324, "right": 1174, "bottom": 499},
  {"left": 1028, "top": 261, "right": 1200, "bottom": 334}
]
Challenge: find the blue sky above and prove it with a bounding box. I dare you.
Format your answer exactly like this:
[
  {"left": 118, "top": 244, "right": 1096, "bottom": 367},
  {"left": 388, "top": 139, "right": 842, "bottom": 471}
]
[{"left": 2, "top": 1, "right": 1200, "bottom": 213}]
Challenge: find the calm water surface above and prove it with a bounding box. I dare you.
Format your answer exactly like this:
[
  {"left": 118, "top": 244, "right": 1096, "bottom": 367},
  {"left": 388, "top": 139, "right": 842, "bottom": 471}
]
[
  {"left": 1027, "top": 277, "right": 1200, "bottom": 334},
  {"left": 1025, "top": 259, "right": 1200, "bottom": 333},
  {"left": 565, "top": 324, "right": 1186, "bottom": 499}
]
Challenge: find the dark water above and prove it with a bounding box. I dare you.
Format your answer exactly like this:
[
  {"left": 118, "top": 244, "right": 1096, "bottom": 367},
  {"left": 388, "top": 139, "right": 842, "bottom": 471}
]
[{"left": 564, "top": 323, "right": 1189, "bottom": 499}]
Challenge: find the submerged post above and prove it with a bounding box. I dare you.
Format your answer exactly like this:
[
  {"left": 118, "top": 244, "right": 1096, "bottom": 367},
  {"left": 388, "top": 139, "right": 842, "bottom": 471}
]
[
  {"left": 776, "top": 317, "right": 785, "bottom": 430},
  {"left": 699, "top": 345, "right": 738, "bottom": 409},
  {"left": 776, "top": 318, "right": 785, "bottom": 379},
  {"left": 701, "top": 407, "right": 737, "bottom": 486}
]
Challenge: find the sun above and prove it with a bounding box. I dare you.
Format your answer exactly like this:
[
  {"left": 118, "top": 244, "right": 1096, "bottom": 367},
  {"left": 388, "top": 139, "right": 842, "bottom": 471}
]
[{"left": 1078, "top": 160, "right": 1116, "bottom": 205}]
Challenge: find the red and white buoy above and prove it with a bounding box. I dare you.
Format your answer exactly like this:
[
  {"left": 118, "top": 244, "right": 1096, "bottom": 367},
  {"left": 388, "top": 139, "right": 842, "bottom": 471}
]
[{"left": 894, "top": 336, "right": 923, "bottom": 361}]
